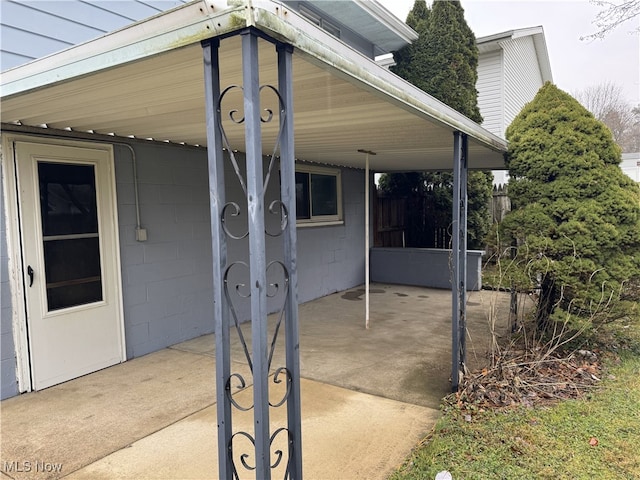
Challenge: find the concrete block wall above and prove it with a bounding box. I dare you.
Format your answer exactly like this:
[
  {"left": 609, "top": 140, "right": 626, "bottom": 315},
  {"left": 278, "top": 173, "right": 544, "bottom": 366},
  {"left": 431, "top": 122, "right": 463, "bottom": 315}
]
[
  {"left": 296, "top": 167, "right": 365, "bottom": 303},
  {"left": 115, "top": 144, "right": 366, "bottom": 358},
  {"left": 1, "top": 160, "right": 18, "bottom": 399},
  {"left": 370, "top": 247, "right": 484, "bottom": 291},
  {"left": 0, "top": 138, "right": 366, "bottom": 399},
  {"left": 114, "top": 143, "right": 217, "bottom": 358}
]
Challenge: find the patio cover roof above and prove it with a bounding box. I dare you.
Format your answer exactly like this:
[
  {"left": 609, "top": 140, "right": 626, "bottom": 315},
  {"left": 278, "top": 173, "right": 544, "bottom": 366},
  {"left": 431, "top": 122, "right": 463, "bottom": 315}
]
[{"left": 0, "top": 0, "right": 508, "bottom": 172}]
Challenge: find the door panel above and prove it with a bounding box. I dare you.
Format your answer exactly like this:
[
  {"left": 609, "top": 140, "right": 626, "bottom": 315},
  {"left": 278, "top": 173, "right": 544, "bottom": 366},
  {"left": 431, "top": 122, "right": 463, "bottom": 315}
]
[{"left": 16, "top": 141, "right": 124, "bottom": 390}]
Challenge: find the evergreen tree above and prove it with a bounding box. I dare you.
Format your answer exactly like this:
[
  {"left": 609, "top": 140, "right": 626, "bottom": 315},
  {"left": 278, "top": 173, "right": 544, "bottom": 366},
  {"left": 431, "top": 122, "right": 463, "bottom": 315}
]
[
  {"left": 381, "top": 0, "right": 491, "bottom": 249},
  {"left": 391, "top": 0, "right": 430, "bottom": 87},
  {"left": 419, "top": 0, "right": 482, "bottom": 122},
  {"left": 502, "top": 82, "right": 640, "bottom": 332}
]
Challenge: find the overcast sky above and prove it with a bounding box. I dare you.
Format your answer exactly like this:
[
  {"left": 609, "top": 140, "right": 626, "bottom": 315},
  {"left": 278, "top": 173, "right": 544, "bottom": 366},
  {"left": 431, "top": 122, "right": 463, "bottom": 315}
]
[{"left": 379, "top": 0, "right": 640, "bottom": 106}]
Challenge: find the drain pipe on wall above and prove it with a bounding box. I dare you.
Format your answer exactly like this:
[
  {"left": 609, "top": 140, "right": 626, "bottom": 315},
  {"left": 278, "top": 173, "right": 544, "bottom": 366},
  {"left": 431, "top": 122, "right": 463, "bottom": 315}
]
[
  {"left": 358, "top": 149, "right": 376, "bottom": 330},
  {"left": 2, "top": 125, "right": 147, "bottom": 242},
  {"left": 121, "top": 143, "right": 147, "bottom": 242}
]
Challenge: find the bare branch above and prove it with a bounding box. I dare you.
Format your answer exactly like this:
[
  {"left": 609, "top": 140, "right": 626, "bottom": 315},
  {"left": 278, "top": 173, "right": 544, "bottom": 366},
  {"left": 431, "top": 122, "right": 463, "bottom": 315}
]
[
  {"left": 574, "top": 82, "right": 640, "bottom": 152},
  {"left": 581, "top": 0, "right": 640, "bottom": 40}
]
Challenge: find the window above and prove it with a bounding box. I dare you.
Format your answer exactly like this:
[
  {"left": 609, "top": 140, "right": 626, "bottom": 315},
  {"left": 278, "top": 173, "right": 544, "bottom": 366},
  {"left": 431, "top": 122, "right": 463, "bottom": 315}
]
[
  {"left": 295, "top": 165, "right": 343, "bottom": 225},
  {"left": 299, "top": 5, "right": 341, "bottom": 39}
]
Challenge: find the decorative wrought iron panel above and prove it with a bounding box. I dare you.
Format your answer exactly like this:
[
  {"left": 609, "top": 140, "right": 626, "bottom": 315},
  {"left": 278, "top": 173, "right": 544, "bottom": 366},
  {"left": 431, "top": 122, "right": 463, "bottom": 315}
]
[{"left": 202, "top": 30, "right": 302, "bottom": 480}]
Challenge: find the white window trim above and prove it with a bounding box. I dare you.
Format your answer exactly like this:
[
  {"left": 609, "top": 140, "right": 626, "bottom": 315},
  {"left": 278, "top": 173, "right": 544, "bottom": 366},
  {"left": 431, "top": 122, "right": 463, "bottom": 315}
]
[
  {"left": 295, "top": 164, "right": 343, "bottom": 227},
  {"left": 299, "top": 5, "right": 341, "bottom": 39}
]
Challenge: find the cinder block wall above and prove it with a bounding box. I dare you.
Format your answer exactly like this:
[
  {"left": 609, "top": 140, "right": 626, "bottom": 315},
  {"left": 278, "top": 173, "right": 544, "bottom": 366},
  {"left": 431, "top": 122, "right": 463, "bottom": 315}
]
[
  {"left": 114, "top": 143, "right": 366, "bottom": 359},
  {"left": 0, "top": 139, "right": 366, "bottom": 399},
  {"left": 296, "top": 167, "right": 365, "bottom": 303},
  {"left": 114, "top": 143, "right": 218, "bottom": 358}
]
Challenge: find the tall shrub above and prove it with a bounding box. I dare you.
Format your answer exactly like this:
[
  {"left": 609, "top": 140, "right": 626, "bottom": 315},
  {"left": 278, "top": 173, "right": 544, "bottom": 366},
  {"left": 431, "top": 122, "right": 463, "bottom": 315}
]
[{"left": 502, "top": 82, "right": 640, "bottom": 332}]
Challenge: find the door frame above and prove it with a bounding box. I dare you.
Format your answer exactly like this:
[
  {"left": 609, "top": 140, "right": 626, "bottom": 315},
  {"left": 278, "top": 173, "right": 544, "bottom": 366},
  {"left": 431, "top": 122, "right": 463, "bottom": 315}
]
[{"left": 2, "top": 134, "right": 126, "bottom": 393}]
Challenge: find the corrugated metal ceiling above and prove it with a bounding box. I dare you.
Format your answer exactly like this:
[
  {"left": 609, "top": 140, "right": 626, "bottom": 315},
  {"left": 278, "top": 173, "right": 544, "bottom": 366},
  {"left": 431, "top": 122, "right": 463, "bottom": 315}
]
[{"left": 0, "top": 1, "right": 507, "bottom": 172}]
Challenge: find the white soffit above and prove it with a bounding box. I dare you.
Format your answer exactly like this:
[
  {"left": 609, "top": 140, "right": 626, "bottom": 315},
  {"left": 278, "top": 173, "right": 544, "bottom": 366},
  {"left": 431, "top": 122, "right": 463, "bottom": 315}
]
[{"left": 0, "top": 0, "right": 507, "bottom": 172}]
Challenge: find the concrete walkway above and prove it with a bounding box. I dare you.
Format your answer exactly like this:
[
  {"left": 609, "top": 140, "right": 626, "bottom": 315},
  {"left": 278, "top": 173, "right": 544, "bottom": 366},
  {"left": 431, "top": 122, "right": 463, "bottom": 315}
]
[{"left": 1, "top": 284, "right": 512, "bottom": 479}]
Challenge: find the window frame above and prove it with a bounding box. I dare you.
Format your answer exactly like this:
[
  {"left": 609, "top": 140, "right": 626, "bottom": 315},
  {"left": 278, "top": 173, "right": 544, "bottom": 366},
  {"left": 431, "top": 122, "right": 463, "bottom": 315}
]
[
  {"left": 294, "top": 164, "right": 343, "bottom": 227},
  {"left": 298, "top": 5, "right": 341, "bottom": 39}
]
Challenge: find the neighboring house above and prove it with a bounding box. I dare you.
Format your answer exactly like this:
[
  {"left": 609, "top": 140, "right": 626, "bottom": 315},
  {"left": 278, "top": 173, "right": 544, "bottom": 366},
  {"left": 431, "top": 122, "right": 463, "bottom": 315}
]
[
  {"left": 0, "top": 0, "right": 506, "bottom": 401},
  {"left": 475, "top": 26, "right": 553, "bottom": 186},
  {"left": 621, "top": 152, "right": 640, "bottom": 183}
]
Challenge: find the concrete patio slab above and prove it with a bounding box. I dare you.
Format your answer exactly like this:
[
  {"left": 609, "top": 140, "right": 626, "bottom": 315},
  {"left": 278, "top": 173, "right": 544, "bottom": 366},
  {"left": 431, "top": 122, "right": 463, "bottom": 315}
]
[
  {"left": 64, "top": 379, "right": 438, "bottom": 480},
  {"left": 1, "top": 284, "right": 515, "bottom": 479}
]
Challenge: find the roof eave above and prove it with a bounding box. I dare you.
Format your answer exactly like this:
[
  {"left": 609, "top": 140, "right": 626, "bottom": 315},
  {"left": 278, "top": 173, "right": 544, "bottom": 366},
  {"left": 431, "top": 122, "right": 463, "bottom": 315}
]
[
  {"left": 1, "top": 0, "right": 242, "bottom": 98},
  {"left": 251, "top": 2, "right": 506, "bottom": 154},
  {"left": 1, "top": 0, "right": 507, "bottom": 164},
  {"left": 353, "top": 0, "right": 419, "bottom": 45}
]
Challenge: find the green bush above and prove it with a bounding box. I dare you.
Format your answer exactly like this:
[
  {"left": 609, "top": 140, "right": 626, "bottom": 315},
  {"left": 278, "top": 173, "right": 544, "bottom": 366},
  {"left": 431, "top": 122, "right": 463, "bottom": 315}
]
[{"left": 502, "top": 83, "right": 640, "bottom": 333}]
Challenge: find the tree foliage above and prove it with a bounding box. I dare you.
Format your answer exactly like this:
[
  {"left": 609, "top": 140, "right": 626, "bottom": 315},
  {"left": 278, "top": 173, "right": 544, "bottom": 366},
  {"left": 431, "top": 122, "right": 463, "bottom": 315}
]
[
  {"left": 574, "top": 82, "right": 640, "bottom": 153},
  {"left": 501, "top": 82, "right": 640, "bottom": 332},
  {"left": 381, "top": 0, "right": 490, "bottom": 249},
  {"left": 392, "top": 0, "right": 482, "bottom": 123}
]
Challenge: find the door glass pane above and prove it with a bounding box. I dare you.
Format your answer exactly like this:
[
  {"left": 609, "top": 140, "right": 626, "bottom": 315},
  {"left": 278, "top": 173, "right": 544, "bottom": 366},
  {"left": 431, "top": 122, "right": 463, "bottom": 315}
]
[
  {"left": 295, "top": 172, "right": 310, "bottom": 219},
  {"left": 38, "top": 162, "right": 103, "bottom": 311},
  {"left": 311, "top": 173, "right": 337, "bottom": 216},
  {"left": 38, "top": 162, "right": 98, "bottom": 236}
]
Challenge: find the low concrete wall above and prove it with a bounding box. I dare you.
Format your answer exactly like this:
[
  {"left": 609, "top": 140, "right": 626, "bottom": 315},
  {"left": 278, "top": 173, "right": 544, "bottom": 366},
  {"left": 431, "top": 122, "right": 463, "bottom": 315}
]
[{"left": 370, "top": 247, "right": 484, "bottom": 291}]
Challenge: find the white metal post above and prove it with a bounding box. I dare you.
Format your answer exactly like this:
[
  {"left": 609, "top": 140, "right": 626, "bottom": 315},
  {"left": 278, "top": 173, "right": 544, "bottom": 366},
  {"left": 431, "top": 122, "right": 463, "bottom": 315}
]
[{"left": 358, "top": 149, "right": 376, "bottom": 329}]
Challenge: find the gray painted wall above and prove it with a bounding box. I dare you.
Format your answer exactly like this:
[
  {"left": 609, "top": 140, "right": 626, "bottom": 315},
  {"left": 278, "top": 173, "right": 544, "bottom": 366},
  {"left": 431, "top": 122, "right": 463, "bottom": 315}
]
[
  {"left": 0, "top": 136, "right": 366, "bottom": 398},
  {"left": 1, "top": 159, "right": 18, "bottom": 400},
  {"left": 370, "top": 248, "right": 484, "bottom": 291},
  {"left": 297, "top": 168, "right": 365, "bottom": 303},
  {"left": 114, "top": 142, "right": 217, "bottom": 358}
]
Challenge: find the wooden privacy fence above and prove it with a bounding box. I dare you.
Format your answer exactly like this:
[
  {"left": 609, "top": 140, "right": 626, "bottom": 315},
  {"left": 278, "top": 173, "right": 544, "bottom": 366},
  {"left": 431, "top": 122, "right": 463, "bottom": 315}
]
[
  {"left": 374, "top": 185, "right": 512, "bottom": 249},
  {"left": 374, "top": 194, "right": 452, "bottom": 249},
  {"left": 491, "top": 184, "right": 511, "bottom": 223}
]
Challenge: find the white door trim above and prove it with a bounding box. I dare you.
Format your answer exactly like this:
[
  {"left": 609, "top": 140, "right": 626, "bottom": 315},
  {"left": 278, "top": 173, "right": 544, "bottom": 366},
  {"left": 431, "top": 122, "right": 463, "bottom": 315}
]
[{"left": 1, "top": 134, "right": 126, "bottom": 392}]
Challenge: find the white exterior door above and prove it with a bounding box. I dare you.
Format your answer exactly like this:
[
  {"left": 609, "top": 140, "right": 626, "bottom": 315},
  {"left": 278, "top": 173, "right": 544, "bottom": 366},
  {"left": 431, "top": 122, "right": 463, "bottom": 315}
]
[{"left": 15, "top": 141, "right": 124, "bottom": 390}]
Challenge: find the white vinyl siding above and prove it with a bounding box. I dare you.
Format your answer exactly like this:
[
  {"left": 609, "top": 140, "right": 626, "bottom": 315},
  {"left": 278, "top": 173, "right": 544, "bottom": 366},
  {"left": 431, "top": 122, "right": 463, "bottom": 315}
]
[
  {"left": 502, "top": 36, "right": 544, "bottom": 129},
  {"left": 477, "top": 49, "right": 504, "bottom": 138},
  {"left": 0, "top": 0, "right": 188, "bottom": 71}
]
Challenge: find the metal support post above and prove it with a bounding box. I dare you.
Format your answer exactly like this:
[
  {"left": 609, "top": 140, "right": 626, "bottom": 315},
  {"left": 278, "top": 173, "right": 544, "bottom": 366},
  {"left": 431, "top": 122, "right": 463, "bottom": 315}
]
[
  {"left": 204, "top": 29, "right": 302, "bottom": 480},
  {"left": 277, "top": 42, "right": 303, "bottom": 479},
  {"left": 241, "top": 30, "right": 271, "bottom": 478},
  {"left": 202, "top": 38, "right": 233, "bottom": 479},
  {"left": 459, "top": 135, "right": 468, "bottom": 367},
  {"left": 451, "top": 131, "right": 468, "bottom": 392}
]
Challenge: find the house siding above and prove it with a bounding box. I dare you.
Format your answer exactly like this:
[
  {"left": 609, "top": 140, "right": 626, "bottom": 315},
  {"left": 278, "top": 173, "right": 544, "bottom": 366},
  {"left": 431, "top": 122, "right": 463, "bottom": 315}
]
[
  {"left": 0, "top": 0, "right": 188, "bottom": 71},
  {"left": 0, "top": 136, "right": 366, "bottom": 398},
  {"left": 502, "top": 36, "right": 544, "bottom": 129},
  {"left": 477, "top": 49, "right": 504, "bottom": 138}
]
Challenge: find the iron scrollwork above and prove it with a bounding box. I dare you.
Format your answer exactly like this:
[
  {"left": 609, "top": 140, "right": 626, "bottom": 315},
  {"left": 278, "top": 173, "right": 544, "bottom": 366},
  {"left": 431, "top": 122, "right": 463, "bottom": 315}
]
[{"left": 217, "top": 78, "right": 295, "bottom": 478}]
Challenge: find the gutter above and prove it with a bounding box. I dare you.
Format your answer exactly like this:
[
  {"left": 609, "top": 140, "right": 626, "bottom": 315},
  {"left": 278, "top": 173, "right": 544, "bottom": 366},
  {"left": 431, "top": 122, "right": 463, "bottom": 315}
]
[
  {"left": 252, "top": 1, "right": 507, "bottom": 153},
  {"left": 1, "top": 0, "right": 246, "bottom": 98},
  {"left": 1, "top": 0, "right": 507, "bottom": 155}
]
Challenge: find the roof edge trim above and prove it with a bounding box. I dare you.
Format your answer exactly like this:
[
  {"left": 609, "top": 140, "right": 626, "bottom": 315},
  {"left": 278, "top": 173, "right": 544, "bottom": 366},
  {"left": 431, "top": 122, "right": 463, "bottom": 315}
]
[
  {"left": 353, "top": 0, "right": 419, "bottom": 45},
  {"left": 1, "top": 0, "right": 244, "bottom": 98},
  {"left": 253, "top": 3, "right": 506, "bottom": 154}
]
